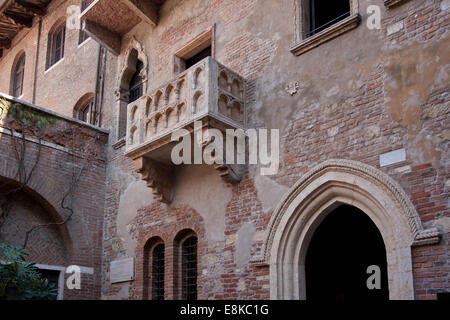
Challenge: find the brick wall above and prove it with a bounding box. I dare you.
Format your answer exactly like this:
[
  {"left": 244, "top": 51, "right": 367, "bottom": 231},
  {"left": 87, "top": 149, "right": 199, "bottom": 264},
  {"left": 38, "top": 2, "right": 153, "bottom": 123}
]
[
  {"left": 101, "top": 0, "right": 448, "bottom": 300},
  {"left": 0, "top": 95, "right": 108, "bottom": 299}
]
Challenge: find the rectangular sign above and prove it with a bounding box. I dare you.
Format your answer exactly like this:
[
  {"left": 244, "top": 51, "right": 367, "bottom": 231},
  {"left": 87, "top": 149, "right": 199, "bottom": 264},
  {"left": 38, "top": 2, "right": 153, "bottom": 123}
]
[{"left": 110, "top": 258, "right": 135, "bottom": 283}]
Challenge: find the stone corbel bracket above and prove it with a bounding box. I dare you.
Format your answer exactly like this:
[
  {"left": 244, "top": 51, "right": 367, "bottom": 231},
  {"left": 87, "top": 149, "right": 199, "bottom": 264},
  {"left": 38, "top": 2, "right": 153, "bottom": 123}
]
[
  {"left": 412, "top": 227, "right": 441, "bottom": 247},
  {"left": 134, "top": 157, "right": 174, "bottom": 203},
  {"left": 215, "top": 163, "right": 244, "bottom": 184}
]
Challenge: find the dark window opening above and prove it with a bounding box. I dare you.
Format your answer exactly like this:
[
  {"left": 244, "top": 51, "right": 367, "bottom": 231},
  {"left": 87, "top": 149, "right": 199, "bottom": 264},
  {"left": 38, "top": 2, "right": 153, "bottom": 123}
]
[
  {"left": 78, "top": 99, "right": 94, "bottom": 123},
  {"left": 129, "top": 60, "right": 144, "bottom": 103},
  {"left": 305, "top": 204, "right": 389, "bottom": 301},
  {"left": 79, "top": 0, "right": 91, "bottom": 44},
  {"left": 47, "top": 25, "right": 66, "bottom": 69},
  {"left": 12, "top": 54, "right": 25, "bottom": 97},
  {"left": 308, "top": 0, "right": 350, "bottom": 37},
  {"left": 437, "top": 292, "right": 450, "bottom": 300},
  {"left": 38, "top": 269, "right": 60, "bottom": 300},
  {"left": 152, "top": 244, "right": 165, "bottom": 300},
  {"left": 79, "top": 30, "right": 90, "bottom": 44},
  {"left": 185, "top": 46, "right": 211, "bottom": 70},
  {"left": 182, "top": 236, "right": 197, "bottom": 300}
]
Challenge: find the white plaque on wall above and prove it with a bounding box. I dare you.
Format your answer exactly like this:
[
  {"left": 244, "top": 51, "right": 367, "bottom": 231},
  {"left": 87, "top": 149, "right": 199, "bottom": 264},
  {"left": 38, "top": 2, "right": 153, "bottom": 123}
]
[{"left": 110, "top": 258, "right": 135, "bottom": 283}]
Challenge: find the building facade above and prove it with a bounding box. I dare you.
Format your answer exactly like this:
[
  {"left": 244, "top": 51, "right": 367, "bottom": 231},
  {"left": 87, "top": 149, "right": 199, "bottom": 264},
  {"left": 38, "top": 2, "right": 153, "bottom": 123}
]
[{"left": 0, "top": 0, "right": 449, "bottom": 300}]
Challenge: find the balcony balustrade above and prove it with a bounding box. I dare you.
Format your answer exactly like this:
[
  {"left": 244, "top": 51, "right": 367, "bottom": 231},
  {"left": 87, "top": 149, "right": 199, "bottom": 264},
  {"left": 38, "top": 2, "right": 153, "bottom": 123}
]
[{"left": 124, "top": 57, "right": 246, "bottom": 203}]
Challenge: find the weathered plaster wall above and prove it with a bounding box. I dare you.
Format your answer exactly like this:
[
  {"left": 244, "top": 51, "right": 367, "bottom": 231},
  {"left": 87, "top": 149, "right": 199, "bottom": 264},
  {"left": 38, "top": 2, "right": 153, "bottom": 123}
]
[{"left": 101, "top": 0, "right": 449, "bottom": 300}]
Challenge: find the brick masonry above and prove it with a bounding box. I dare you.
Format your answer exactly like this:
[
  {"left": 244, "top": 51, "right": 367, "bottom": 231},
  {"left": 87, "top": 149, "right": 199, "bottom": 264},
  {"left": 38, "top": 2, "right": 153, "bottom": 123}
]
[
  {"left": 0, "top": 0, "right": 448, "bottom": 300},
  {"left": 0, "top": 96, "right": 108, "bottom": 299}
]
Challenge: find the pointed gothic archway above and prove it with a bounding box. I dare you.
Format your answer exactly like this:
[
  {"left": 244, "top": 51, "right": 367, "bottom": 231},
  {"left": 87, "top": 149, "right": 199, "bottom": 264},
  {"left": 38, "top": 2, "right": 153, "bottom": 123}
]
[{"left": 253, "top": 159, "right": 440, "bottom": 300}]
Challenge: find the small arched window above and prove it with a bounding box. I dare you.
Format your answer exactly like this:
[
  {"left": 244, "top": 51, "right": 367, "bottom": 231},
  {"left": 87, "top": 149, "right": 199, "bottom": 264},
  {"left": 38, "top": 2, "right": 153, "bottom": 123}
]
[
  {"left": 181, "top": 235, "right": 198, "bottom": 300},
  {"left": 79, "top": 99, "right": 93, "bottom": 123},
  {"left": 152, "top": 243, "right": 165, "bottom": 300},
  {"left": 129, "top": 60, "right": 144, "bottom": 103},
  {"left": 74, "top": 94, "right": 95, "bottom": 125},
  {"left": 47, "top": 22, "right": 66, "bottom": 69},
  {"left": 11, "top": 53, "right": 25, "bottom": 97},
  {"left": 143, "top": 237, "right": 165, "bottom": 300}
]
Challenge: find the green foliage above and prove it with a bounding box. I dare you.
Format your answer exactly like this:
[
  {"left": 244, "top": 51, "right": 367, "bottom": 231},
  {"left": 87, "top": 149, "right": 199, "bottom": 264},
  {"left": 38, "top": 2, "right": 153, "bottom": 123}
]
[
  {"left": 0, "top": 98, "right": 59, "bottom": 130},
  {"left": 0, "top": 242, "right": 58, "bottom": 300}
]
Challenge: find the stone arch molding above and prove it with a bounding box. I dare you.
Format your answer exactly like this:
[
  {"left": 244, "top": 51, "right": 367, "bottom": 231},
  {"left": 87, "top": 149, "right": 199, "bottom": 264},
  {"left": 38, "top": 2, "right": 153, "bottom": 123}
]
[
  {"left": 252, "top": 159, "right": 440, "bottom": 300},
  {"left": 116, "top": 36, "right": 149, "bottom": 99}
]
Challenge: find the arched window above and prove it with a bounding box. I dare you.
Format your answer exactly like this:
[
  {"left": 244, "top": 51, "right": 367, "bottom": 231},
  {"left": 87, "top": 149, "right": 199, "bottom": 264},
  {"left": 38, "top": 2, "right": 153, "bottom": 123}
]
[
  {"left": 117, "top": 43, "right": 148, "bottom": 140},
  {"left": 152, "top": 243, "right": 165, "bottom": 300},
  {"left": 129, "top": 60, "right": 144, "bottom": 103},
  {"left": 182, "top": 236, "right": 198, "bottom": 300},
  {"left": 174, "top": 229, "right": 199, "bottom": 300},
  {"left": 47, "top": 22, "right": 66, "bottom": 69},
  {"left": 179, "top": 233, "right": 198, "bottom": 300},
  {"left": 11, "top": 53, "right": 25, "bottom": 97},
  {"left": 79, "top": 99, "right": 93, "bottom": 123},
  {"left": 74, "top": 93, "right": 95, "bottom": 125},
  {"left": 143, "top": 237, "right": 165, "bottom": 300}
]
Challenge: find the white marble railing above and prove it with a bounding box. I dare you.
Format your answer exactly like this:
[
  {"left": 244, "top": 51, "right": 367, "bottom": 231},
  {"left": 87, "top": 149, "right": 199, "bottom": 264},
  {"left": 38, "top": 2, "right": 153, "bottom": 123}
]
[{"left": 125, "top": 57, "right": 246, "bottom": 154}]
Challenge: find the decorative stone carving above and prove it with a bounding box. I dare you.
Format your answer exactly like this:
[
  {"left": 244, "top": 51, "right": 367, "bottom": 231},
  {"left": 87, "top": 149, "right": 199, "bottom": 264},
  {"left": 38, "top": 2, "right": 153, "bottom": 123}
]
[
  {"left": 285, "top": 81, "right": 299, "bottom": 96},
  {"left": 252, "top": 159, "right": 441, "bottom": 300},
  {"left": 134, "top": 157, "right": 174, "bottom": 203},
  {"left": 118, "top": 36, "right": 149, "bottom": 93},
  {"left": 124, "top": 57, "right": 246, "bottom": 202}
]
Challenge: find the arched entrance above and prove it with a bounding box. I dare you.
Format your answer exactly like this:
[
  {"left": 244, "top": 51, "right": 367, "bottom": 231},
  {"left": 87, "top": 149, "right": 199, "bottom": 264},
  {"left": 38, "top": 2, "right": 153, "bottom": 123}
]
[
  {"left": 254, "top": 159, "right": 440, "bottom": 300},
  {"left": 305, "top": 204, "right": 389, "bottom": 300}
]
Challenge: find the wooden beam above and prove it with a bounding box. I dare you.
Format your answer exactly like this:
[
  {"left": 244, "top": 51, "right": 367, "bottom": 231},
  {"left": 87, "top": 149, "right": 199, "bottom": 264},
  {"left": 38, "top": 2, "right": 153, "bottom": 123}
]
[
  {"left": 3, "top": 11, "right": 32, "bottom": 27},
  {"left": 83, "top": 20, "right": 121, "bottom": 56},
  {"left": 123, "top": 0, "right": 158, "bottom": 26},
  {"left": 15, "top": 0, "right": 47, "bottom": 16}
]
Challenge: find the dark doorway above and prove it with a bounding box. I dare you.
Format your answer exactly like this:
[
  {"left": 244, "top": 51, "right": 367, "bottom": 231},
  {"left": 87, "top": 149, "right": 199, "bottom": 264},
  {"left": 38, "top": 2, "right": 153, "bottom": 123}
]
[{"left": 305, "top": 204, "right": 389, "bottom": 301}]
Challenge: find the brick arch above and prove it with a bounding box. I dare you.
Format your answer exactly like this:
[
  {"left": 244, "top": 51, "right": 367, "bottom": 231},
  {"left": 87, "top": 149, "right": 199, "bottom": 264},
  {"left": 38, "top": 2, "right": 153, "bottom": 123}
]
[
  {"left": 142, "top": 236, "right": 165, "bottom": 300},
  {"left": 0, "top": 175, "right": 72, "bottom": 264},
  {"left": 255, "top": 159, "right": 441, "bottom": 300},
  {"left": 133, "top": 204, "right": 206, "bottom": 300},
  {"left": 0, "top": 148, "right": 90, "bottom": 266},
  {"left": 73, "top": 92, "right": 94, "bottom": 118}
]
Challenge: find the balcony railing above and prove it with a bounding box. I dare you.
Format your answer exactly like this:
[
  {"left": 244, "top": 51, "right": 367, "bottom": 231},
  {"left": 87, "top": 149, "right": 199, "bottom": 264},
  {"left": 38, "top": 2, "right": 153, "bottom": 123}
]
[{"left": 124, "top": 57, "right": 246, "bottom": 203}]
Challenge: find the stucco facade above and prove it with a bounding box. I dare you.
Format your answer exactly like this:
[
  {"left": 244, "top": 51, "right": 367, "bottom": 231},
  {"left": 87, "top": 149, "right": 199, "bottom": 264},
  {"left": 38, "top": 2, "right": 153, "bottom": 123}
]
[{"left": 0, "top": 0, "right": 448, "bottom": 300}]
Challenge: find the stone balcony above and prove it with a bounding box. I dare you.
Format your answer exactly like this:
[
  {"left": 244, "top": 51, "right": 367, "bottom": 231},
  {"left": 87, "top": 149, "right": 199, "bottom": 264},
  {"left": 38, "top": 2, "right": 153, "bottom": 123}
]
[{"left": 124, "top": 57, "right": 246, "bottom": 203}]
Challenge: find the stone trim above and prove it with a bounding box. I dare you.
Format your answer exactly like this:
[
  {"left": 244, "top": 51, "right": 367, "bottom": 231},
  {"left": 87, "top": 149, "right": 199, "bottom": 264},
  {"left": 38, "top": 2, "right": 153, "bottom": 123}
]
[
  {"left": 252, "top": 159, "right": 441, "bottom": 300},
  {"left": 290, "top": 13, "right": 361, "bottom": 56},
  {"left": 384, "top": 0, "right": 411, "bottom": 9},
  {"left": 254, "top": 159, "right": 440, "bottom": 266}
]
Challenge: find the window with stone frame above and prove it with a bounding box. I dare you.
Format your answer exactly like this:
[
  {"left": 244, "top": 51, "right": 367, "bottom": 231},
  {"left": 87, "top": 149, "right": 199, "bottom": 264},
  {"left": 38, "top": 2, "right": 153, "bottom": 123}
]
[
  {"left": 46, "top": 23, "right": 66, "bottom": 69},
  {"left": 79, "top": 0, "right": 91, "bottom": 44},
  {"left": 11, "top": 53, "right": 25, "bottom": 98},
  {"left": 174, "top": 27, "right": 214, "bottom": 74},
  {"left": 129, "top": 60, "right": 144, "bottom": 103},
  {"left": 291, "top": 0, "right": 360, "bottom": 56},
  {"left": 304, "top": 0, "right": 350, "bottom": 38}
]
